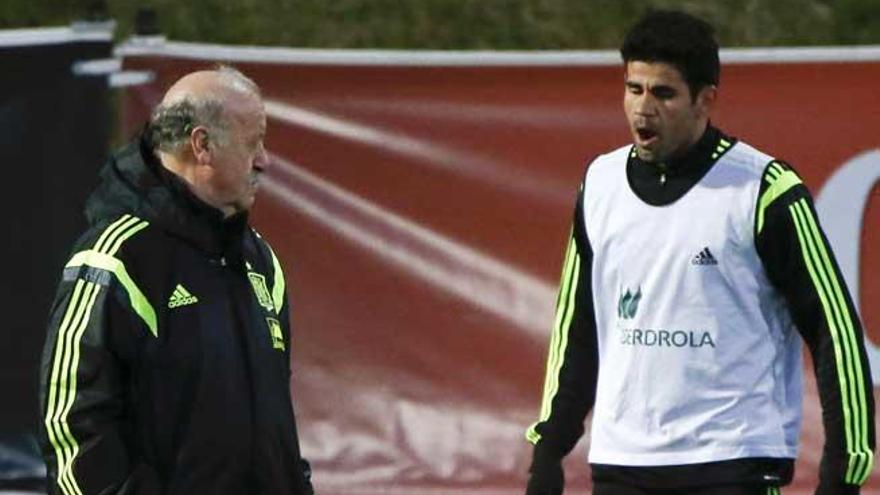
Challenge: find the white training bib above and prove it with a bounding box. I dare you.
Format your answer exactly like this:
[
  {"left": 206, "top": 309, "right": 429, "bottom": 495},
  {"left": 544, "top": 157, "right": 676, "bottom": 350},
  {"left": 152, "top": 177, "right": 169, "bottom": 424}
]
[{"left": 583, "top": 143, "right": 803, "bottom": 465}]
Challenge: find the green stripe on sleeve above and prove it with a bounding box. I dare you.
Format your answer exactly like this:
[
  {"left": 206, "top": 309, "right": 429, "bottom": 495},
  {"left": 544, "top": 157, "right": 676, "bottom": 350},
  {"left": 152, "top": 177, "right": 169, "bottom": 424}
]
[
  {"left": 48, "top": 280, "right": 100, "bottom": 495},
  {"left": 66, "top": 250, "right": 157, "bottom": 337},
  {"left": 54, "top": 281, "right": 97, "bottom": 495},
  {"left": 757, "top": 168, "right": 802, "bottom": 234},
  {"left": 43, "top": 215, "right": 151, "bottom": 495},
  {"left": 790, "top": 200, "right": 875, "bottom": 483},
  {"left": 526, "top": 236, "right": 577, "bottom": 443},
  {"left": 58, "top": 282, "right": 102, "bottom": 495},
  {"left": 92, "top": 215, "right": 135, "bottom": 253},
  {"left": 790, "top": 202, "right": 855, "bottom": 466},
  {"left": 44, "top": 280, "right": 88, "bottom": 495},
  {"left": 543, "top": 239, "right": 578, "bottom": 414},
  {"left": 765, "top": 162, "right": 783, "bottom": 182},
  {"left": 106, "top": 220, "right": 149, "bottom": 256},
  {"left": 797, "top": 200, "right": 873, "bottom": 483},
  {"left": 550, "top": 254, "right": 581, "bottom": 403},
  {"left": 526, "top": 237, "right": 581, "bottom": 444}
]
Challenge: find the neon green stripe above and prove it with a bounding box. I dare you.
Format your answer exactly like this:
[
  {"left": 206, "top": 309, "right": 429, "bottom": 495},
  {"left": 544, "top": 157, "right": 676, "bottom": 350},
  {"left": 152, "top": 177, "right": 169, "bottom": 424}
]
[
  {"left": 543, "top": 240, "right": 577, "bottom": 415},
  {"left": 53, "top": 281, "right": 96, "bottom": 495},
  {"left": 770, "top": 162, "right": 786, "bottom": 177},
  {"left": 547, "top": 255, "right": 581, "bottom": 405},
  {"left": 554, "top": 255, "right": 581, "bottom": 391},
  {"left": 96, "top": 215, "right": 139, "bottom": 253},
  {"left": 93, "top": 215, "right": 134, "bottom": 253},
  {"left": 66, "top": 250, "right": 157, "bottom": 337},
  {"left": 106, "top": 220, "right": 149, "bottom": 256},
  {"left": 269, "top": 246, "right": 285, "bottom": 315},
  {"left": 44, "top": 280, "right": 87, "bottom": 495},
  {"left": 52, "top": 281, "right": 97, "bottom": 495},
  {"left": 527, "top": 236, "right": 577, "bottom": 443},
  {"left": 535, "top": 253, "right": 581, "bottom": 438},
  {"left": 46, "top": 215, "right": 135, "bottom": 494},
  {"left": 791, "top": 202, "right": 856, "bottom": 468},
  {"left": 542, "top": 237, "right": 577, "bottom": 411},
  {"left": 798, "top": 202, "right": 862, "bottom": 483},
  {"left": 55, "top": 283, "right": 99, "bottom": 495},
  {"left": 799, "top": 201, "right": 867, "bottom": 483},
  {"left": 58, "top": 282, "right": 101, "bottom": 495},
  {"left": 757, "top": 169, "right": 802, "bottom": 234},
  {"left": 765, "top": 164, "right": 782, "bottom": 182},
  {"left": 551, "top": 234, "right": 576, "bottom": 321},
  {"left": 799, "top": 201, "right": 872, "bottom": 483},
  {"left": 719, "top": 138, "right": 731, "bottom": 147},
  {"left": 857, "top": 451, "right": 874, "bottom": 484},
  {"left": 43, "top": 216, "right": 147, "bottom": 495}
]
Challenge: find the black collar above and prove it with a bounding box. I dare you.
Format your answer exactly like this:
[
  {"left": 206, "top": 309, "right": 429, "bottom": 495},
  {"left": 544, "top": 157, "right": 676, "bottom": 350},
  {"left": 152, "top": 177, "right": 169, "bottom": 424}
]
[
  {"left": 626, "top": 125, "right": 736, "bottom": 206},
  {"left": 140, "top": 136, "right": 250, "bottom": 263}
]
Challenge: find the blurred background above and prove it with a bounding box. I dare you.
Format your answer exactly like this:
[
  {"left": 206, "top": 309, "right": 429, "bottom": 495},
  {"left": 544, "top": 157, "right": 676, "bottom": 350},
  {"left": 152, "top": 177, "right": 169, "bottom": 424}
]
[
  {"left": 5, "top": 0, "right": 880, "bottom": 47},
  {"left": 2, "top": 1, "right": 879, "bottom": 494}
]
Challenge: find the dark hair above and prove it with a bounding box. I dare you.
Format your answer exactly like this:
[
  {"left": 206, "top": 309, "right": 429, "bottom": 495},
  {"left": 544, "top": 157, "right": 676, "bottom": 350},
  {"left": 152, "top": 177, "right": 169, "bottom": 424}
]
[{"left": 620, "top": 10, "right": 720, "bottom": 100}]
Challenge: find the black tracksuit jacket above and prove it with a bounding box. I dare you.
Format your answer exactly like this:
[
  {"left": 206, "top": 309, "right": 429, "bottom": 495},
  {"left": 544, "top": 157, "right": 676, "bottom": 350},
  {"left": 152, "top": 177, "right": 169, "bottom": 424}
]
[{"left": 39, "top": 135, "right": 313, "bottom": 494}]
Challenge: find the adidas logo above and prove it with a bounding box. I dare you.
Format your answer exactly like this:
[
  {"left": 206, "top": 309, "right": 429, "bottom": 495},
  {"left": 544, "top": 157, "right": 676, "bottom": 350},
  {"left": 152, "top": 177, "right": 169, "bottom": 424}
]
[
  {"left": 692, "top": 247, "right": 718, "bottom": 266},
  {"left": 168, "top": 284, "right": 199, "bottom": 308}
]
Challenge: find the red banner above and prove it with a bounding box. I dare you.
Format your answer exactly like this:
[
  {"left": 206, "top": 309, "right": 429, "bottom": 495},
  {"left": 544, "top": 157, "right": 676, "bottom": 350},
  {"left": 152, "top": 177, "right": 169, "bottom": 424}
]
[{"left": 118, "top": 43, "right": 880, "bottom": 494}]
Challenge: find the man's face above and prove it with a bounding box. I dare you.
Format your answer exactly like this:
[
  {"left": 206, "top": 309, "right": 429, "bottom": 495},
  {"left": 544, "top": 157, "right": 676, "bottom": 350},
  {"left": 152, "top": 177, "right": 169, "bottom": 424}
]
[
  {"left": 623, "top": 61, "right": 714, "bottom": 163},
  {"left": 208, "top": 93, "right": 268, "bottom": 216}
]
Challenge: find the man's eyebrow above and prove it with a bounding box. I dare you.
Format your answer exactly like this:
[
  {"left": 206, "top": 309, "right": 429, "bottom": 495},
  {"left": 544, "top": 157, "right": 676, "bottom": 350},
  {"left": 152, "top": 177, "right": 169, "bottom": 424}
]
[{"left": 649, "top": 84, "right": 677, "bottom": 92}]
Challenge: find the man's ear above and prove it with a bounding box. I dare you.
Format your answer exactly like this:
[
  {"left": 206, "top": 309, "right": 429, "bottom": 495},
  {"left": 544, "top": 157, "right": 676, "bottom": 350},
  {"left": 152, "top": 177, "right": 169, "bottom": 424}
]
[
  {"left": 190, "top": 126, "right": 211, "bottom": 165},
  {"left": 697, "top": 85, "right": 717, "bottom": 115}
]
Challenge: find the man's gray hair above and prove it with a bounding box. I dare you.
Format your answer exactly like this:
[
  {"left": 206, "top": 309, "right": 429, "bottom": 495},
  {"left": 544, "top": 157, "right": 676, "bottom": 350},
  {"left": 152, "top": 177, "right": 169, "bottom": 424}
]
[
  {"left": 148, "top": 66, "right": 260, "bottom": 154},
  {"left": 148, "top": 97, "right": 226, "bottom": 154}
]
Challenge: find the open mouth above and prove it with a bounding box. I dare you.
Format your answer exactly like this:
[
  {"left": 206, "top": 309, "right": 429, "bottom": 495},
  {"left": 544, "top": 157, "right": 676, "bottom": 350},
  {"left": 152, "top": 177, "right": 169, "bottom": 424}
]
[{"left": 636, "top": 128, "right": 658, "bottom": 142}]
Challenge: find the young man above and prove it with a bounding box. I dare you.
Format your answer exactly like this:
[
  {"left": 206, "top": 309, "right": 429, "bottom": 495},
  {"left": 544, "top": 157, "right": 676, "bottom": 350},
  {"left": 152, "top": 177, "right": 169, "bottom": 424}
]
[
  {"left": 39, "top": 68, "right": 313, "bottom": 494},
  {"left": 525, "top": 10, "right": 874, "bottom": 495}
]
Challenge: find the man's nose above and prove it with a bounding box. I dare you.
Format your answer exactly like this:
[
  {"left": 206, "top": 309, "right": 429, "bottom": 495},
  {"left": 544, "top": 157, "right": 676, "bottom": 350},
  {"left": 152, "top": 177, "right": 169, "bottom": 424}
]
[
  {"left": 254, "top": 144, "right": 270, "bottom": 171},
  {"left": 635, "top": 93, "right": 656, "bottom": 115}
]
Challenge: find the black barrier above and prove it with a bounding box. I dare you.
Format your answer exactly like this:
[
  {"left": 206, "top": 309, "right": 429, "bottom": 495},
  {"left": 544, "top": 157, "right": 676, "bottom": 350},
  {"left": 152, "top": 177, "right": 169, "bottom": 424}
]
[{"left": 0, "top": 27, "right": 113, "bottom": 489}]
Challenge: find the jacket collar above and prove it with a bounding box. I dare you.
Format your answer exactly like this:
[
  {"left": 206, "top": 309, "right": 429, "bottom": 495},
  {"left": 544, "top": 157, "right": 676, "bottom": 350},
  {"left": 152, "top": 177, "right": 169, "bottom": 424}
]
[{"left": 85, "top": 132, "right": 249, "bottom": 260}]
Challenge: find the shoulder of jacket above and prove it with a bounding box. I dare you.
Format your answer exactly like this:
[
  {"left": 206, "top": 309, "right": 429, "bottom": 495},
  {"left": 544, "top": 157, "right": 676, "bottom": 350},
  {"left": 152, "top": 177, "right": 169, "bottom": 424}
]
[
  {"left": 248, "top": 227, "right": 275, "bottom": 258},
  {"left": 248, "top": 227, "right": 286, "bottom": 275},
  {"left": 70, "top": 214, "right": 154, "bottom": 261}
]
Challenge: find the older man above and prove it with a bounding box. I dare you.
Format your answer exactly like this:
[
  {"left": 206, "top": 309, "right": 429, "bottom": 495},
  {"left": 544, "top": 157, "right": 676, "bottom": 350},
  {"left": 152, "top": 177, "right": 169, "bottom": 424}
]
[{"left": 39, "top": 68, "right": 313, "bottom": 494}]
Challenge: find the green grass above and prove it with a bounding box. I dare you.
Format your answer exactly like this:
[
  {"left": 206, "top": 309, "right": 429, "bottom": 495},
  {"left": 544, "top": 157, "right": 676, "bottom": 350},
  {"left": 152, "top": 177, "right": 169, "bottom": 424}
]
[{"left": 1, "top": 0, "right": 876, "bottom": 48}]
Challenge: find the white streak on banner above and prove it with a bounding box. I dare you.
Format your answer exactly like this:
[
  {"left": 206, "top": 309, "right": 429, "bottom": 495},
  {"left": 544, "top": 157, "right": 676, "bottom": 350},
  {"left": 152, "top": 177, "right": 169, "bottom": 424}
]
[
  {"left": 263, "top": 99, "right": 570, "bottom": 204},
  {"left": 319, "top": 98, "right": 610, "bottom": 129},
  {"left": 261, "top": 154, "right": 555, "bottom": 338}
]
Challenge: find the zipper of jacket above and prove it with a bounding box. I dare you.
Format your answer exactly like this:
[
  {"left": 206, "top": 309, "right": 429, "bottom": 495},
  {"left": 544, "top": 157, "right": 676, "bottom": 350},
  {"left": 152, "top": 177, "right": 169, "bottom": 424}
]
[{"left": 219, "top": 255, "right": 260, "bottom": 489}]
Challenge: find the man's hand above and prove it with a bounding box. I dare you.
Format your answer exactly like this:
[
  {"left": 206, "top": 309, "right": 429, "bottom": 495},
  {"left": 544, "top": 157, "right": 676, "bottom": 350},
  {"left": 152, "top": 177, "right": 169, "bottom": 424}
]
[{"left": 525, "top": 444, "right": 564, "bottom": 495}]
